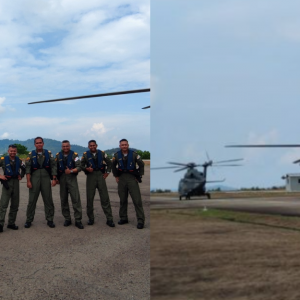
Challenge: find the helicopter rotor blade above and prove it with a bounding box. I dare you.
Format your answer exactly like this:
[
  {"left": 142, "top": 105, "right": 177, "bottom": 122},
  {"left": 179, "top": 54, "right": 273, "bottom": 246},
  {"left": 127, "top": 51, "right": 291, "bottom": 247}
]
[
  {"left": 213, "top": 158, "right": 244, "bottom": 164},
  {"left": 28, "top": 88, "right": 150, "bottom": 105},
  {"left": 151, "top": 166, "right": 180, "bottom": 170},
  {"left": 212, "top": 164, "right": 243, "bottom": 167},
  {"left": 206, "top": 179, "right": 226, "bottom": 183},
  {"left": 167, "top": 162, "right": 190, "bottom": 166},
  {"left": 142, "top": 106, "right": 150, "bottom": 109},
  {"left": 174, "top": 167, "right": 189, "bottom": 173},
  {"left": 293, "top": 159, "right": 300, "bottom": 164},
  {"left": 226, "top": 144, "right": 300, "bottom": 148}
]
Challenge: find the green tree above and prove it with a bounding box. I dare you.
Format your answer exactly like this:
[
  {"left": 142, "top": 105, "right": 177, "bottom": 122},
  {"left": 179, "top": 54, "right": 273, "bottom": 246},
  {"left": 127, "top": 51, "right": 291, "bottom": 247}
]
[
  {"left": 142, "top": 151, "right": 150, "bottom": 159},
  {"left": 15, "top": 144, "right": 29, "bottom": 155},
  {"left": 136, "top": 150, "right": 150, "bottom": 159}
]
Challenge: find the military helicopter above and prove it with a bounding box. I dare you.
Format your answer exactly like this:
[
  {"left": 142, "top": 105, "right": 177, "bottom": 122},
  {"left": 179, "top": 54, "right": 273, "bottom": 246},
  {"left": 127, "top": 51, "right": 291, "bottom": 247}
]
[
  {"left": 152, "top": 158, "right": 243, "bottom": 200},
  {"left": 28, "top": 88, "right": 150, "bottom": 108}
]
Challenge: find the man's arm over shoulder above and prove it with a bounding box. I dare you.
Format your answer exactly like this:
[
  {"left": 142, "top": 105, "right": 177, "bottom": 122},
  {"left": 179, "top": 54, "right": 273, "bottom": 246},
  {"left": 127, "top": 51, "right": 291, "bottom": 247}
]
[
  {"left": 74, "top": 152, "right": 81, "bottom": 172},
  {"left": 102, "top": 151, "right": 112, "bottom": 173},
  {"left": 80, "top": 152, "right": 88, "bottom": 172},
  {"left": 111, "top": 153, "right": 119, "bottom": 177},
  {"left": 49, "top": 150, "right": 57, "bottom": 176},
  {"left": 25, "top": 152, "right": 32, "bottom": 174}
]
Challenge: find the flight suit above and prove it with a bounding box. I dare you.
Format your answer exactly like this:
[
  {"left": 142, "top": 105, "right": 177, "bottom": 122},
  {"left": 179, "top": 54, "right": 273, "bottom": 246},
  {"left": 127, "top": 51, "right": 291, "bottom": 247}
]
[
  {"left": 81, "top": 150, "right": 114, "bottom": 222},
  {"left": 25, "top": 149, "right": 57, "bottom": 222},
  {"left": 112, "top": 151, "right": 145, "bottom": 224},
  {"left": 0, "top": 157, "right": 25, "bottom": 227},
  {"left": 56, "top": 151, "right": 82, "bottom": 222}
]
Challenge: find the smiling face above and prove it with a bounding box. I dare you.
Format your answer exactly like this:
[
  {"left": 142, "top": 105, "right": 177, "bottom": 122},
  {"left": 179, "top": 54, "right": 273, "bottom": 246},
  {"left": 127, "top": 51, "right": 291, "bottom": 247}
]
[
  {"left": 62, "top": 141, "right": 71, "bottom": 154},
  {"left": 8, "top": 146, "right": 17, "bottom": 159},
  {"left": 34, "top": 138, "right": 44, "bottom": 152},
  {"left": 88, "top": 141, "right": 97, "bottom": 153},
  {"left": 120, "top": 140, "right": 129, "bottom": 153}
]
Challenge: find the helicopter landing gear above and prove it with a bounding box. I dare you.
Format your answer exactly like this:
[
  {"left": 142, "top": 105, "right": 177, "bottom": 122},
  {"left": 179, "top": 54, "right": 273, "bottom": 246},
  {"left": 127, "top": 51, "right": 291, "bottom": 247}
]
[
  {"left": 186, "top": 194, "right": 191, "bottom": 200},
  {"left": 179, "top": 196, "right": 182, "bottom": 200},
  {"left": 206, "top": 193, "right": 211, "bottom": 199}
]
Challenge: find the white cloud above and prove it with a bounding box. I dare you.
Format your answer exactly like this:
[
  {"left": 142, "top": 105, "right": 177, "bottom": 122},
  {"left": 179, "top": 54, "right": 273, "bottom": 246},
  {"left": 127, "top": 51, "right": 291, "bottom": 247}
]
[
  {"left": 0, "top": 0, "right": 150, "bottom": 104},
  {"left": 0, "top": 132, "right": 9, "bottom": 138},
  {"left": 0, "top": 113, "right": 150, "bottom": 149},
  {"left": 90, "top": 122, "right": 109, "bottom": 135}
]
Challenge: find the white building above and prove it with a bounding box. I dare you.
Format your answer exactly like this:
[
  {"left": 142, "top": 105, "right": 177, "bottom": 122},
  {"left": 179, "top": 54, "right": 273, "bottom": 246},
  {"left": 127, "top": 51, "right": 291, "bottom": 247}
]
[{"left": 283, "top": 174, "right": 300, "bottom": 192}]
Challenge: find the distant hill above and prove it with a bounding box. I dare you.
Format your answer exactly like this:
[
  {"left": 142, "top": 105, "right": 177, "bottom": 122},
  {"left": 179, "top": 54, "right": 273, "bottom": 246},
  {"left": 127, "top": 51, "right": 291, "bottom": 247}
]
[{"left": 0, "top": 139, "right": 139, "bottom": 156}]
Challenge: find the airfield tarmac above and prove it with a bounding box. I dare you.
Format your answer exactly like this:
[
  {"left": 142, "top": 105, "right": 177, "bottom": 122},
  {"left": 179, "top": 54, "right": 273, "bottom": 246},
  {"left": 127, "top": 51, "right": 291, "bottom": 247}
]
[
  {"left": 151, "top": 191, "right": 300, "bottom": 216},
  {"left": 0, "top": 167, "right": 150, "bottom": 300},
  {"left": 151, "top": 192, "right": 300, "bottom": 300}
]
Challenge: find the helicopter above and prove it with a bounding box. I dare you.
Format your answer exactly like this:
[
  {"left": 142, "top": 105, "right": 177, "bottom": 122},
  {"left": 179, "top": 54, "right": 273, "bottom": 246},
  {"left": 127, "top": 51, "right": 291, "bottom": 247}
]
[
  {"left": 152, "top": 158, "right": 243, "bottom": 200},
  {"left": 28, "top": 88, "right": 150, "bottom": 108}
]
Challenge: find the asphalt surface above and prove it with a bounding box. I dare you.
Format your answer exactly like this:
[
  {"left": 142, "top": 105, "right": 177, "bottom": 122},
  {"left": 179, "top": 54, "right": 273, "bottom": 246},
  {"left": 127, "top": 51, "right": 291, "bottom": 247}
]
[
  {"left": 151, "top": 195, "right": 300, "bottom": 217},
  {"left": 0, "top": 167, "right": 150, "bottom": 300}
]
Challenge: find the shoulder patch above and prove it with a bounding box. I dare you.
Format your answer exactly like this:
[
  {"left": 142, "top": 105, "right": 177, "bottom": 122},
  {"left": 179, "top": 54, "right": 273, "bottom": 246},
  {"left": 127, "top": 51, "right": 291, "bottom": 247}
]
[
  {"left": 56, "top": 152, "right": 59, "bottom": 156},
  {"left": 83, "top": 152, "right": 86, "bottom": 154},
  {"left": 26, "top": 157, "right": 30, "bottom": 161},
  {"left": 1, "top": 157, "right": 4, "bottom": 160},
  {"left": 74, "top": 152, "right": 78, "bottom": 155}
]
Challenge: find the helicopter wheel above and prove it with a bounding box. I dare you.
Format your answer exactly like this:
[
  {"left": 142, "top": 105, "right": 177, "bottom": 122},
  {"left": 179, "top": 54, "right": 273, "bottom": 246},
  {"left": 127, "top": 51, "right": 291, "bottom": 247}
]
[{"left": 206, "top": 193, "right": 211, "bottom": 199}]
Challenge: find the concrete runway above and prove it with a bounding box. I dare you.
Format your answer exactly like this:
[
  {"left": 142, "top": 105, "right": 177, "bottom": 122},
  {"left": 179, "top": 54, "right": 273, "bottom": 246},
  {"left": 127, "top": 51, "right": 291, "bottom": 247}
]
[{"left": 151, "top": 195, "right": 300, "bottom": 216}]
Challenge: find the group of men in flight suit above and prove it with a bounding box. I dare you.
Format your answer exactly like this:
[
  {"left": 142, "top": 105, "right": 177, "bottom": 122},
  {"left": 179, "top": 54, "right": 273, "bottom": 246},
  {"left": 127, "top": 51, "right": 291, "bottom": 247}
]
[{"left": 0, "top": 137, "right": 146, "bottom": 233}]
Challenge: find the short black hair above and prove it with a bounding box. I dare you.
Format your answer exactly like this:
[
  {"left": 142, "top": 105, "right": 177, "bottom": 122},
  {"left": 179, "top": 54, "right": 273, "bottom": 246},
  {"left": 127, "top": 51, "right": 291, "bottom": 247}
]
[
  {"left": 62, "top": 140, "right": 70, "bottom": 144},
  {"left": 34, "top": 137, "right": 44, "bottom": 143},
  {"left": 119, "top": 139, "right": 128, "bottom": 144},
  {"left": 8, "top": 144, "right": 17, "bottom": 149},
  {"left": 88, "top": 140, "right": 97, "bottom": 145}
]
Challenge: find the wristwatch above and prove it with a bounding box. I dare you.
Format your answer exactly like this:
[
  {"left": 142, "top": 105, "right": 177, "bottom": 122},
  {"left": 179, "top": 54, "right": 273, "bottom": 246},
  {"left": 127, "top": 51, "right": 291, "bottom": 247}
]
[{"left": 70, "top": 170, "right": 73, "bottom": 174}]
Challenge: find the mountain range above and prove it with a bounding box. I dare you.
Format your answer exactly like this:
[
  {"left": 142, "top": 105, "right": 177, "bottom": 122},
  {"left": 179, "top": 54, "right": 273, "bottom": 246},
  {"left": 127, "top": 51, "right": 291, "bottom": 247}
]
[{"left": 0, "top": 138, "right": 124, "bottom": 156}]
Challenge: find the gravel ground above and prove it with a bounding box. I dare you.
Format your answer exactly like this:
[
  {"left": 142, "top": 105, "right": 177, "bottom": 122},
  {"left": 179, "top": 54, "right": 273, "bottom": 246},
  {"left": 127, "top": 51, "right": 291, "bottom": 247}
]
[
  {"left": 0, "top": 166, "right": 150, "bottom": 300},
  {"left": 151, "top": 209, "right": 300, "bottom": 300}
]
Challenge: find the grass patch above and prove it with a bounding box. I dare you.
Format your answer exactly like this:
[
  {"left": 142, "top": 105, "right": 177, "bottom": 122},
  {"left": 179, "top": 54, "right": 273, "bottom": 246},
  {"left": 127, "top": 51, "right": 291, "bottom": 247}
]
[{"left": 158, "top": 208, "right": 300, "bottom": 232}]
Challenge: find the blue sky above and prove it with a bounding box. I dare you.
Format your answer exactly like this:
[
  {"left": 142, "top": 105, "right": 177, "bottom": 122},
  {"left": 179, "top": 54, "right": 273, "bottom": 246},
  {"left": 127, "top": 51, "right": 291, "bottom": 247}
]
[
  {"left": 151, "top": 0, "right": 300, "bottom": 190},
  {"left": 0, "top": 0, "right": 150, "bottom": 150}
]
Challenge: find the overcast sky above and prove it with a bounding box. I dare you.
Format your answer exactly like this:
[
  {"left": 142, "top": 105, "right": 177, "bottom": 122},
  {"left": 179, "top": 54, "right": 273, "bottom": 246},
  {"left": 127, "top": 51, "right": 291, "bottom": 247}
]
[
  {"left": 0, "top": 0, "right": 150, "bottom": 150},
  {"left": 151, "top": 0, "right": 300, "bottom": 190}
]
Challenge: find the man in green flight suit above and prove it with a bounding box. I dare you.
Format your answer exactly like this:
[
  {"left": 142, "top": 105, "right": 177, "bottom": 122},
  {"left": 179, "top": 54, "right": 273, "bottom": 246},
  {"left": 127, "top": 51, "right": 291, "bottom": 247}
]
[
  {"left": 0, "top": 144, "right": 25, "bottom": 233},
  {"left": 56, "top": 140, "right": 84, "bottom": 229},
  {"left": 24, "top": 137, "right": 57, "bottom": 228},
  {"left": 112, "top": 139, "right": 145, "bottom": 229},
  {"left": 81, "top": 140, "right": 115, "bottom": 227}
]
